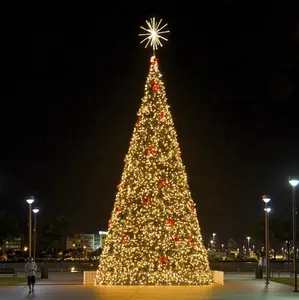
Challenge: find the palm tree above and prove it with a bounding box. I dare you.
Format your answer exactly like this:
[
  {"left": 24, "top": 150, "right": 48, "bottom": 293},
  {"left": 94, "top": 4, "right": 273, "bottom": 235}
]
[
  {"left": 0, "top": 209, "right": 20, "bottom": 247},
  {"left": 39, "top": 216, "right": 70, "bottom": 258},
  {"left": 253, "top": 216, "right": 292, "bottom": 258}
]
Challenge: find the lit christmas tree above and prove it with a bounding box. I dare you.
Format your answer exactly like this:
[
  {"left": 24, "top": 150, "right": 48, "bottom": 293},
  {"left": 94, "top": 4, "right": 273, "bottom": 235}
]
[{"left": 97, "top": 18, "right": 213, "bottom": 285}]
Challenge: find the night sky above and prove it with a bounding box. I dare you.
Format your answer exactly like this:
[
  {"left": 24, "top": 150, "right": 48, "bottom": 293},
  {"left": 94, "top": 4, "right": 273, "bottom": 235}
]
[{"left": 1, "top": 3, "right": 299, "bottom": 246}]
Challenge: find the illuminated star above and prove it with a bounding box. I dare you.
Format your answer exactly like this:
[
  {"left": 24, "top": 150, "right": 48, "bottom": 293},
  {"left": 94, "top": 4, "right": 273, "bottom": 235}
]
[{"left": 139, "top": 17, "right": 169, "bottom": 54}]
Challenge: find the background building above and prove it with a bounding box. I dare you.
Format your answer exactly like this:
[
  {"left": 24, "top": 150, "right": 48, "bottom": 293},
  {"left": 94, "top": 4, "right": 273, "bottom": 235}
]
[
  {"left": 3, "top": 237, "right": 21, "bottom": 254},
  {"left": 66, "top": 234, "right": 94, "bottom": 250},
  {"left": 94, "top": 231, "right": 108, "bottom": 250}
]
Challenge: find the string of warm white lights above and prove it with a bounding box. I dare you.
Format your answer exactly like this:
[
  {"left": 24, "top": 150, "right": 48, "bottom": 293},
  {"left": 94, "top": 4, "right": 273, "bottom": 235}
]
[{"left": 96, "top": 18, "right": 213, "bottom": 286}]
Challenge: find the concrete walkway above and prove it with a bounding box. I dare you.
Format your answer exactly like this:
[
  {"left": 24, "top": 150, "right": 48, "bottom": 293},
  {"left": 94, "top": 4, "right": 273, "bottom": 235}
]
[{"left": 0, "top": 272, "right": 298, "bottom": 300}]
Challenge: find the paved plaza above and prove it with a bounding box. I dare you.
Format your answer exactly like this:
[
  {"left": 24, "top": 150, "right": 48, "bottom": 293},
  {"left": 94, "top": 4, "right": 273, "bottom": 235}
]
[{"left": 1, "top": 273, "right": 298, "bottom": 300}]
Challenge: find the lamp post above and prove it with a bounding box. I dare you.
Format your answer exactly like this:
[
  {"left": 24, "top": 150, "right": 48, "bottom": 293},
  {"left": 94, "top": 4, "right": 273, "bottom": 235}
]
[
  {"left": 83, "top": 245, "right": 87, "bottom": 260},
  {"left": 26, "top": 197, "right": 34, "bottom": 258},
  {"left": 289, "top": 177, "right": 299, "bottom": 292},
  {"left": 212, "top": 233, "right": 216, "bottom": 250},
  {"left": 247, "top": 237, "right": 251, "bottom": 256},
  {"left": 262, "top": 194, "right": 271, "bottom": 285},
  {"left": 32, "top": 208, "right": 39, "bottom": 261}
]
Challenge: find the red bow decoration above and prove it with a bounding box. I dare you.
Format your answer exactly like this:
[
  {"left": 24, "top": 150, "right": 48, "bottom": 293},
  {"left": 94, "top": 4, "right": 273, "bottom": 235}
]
[
  {"left": 160, "top": 112, "right": 165, "bottom": 121},
  {"left": 174, "top": 236, "right": 180, "bottom": 243},
  {"left": 189, "top": 203, "right": 194, "bottom": 212},
  {"left": 146, "top": 147, "right": 154, "bottom": 156},
  {"left": 188, "top": 238, "right": 195, "bottom": 247},
  {"left": 152, "top": 81, "right": 159, "bottom": 92},
  {"left": 142, "top": 197, "right": 151, "bottom": 206},
  {"left": 117, "top": 181, "right": 122, "bottom": 189},
  {"left": 158, "top": 178, "right": 168, "bottom": 189},
  {"left": 150, "top": 56, "right": 159, "bottom": 68},
  {"left": 166, "top": 217, "right": 175, "bottom": 227},
  {"left": 159, "top": 256, "right": 169, "bottom": 265},
  {"left": 115, "top": 207, "right": 120, "bottom": 213},
  {"left": 137, "top": 118, "right": 141, "bottom": 125},
  {"left": 121, "top": 235, "right": 126, "bottom": 243}
]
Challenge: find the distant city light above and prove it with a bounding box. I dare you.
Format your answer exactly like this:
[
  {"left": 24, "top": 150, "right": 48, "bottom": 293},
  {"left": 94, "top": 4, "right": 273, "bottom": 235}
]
[{"left": 99, "top": 231, "right": 108, "bottom": 235}]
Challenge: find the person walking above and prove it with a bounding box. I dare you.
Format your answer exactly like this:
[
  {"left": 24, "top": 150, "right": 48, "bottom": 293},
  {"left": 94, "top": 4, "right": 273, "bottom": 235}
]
[{"left": 25, "top": 257, "right": 37, "bottom": 294}]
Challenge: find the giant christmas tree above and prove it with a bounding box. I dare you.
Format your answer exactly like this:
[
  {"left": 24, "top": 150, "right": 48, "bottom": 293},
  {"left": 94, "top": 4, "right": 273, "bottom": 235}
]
[{"left": 97, "top": 18, "right": 213, "bottom": 285}]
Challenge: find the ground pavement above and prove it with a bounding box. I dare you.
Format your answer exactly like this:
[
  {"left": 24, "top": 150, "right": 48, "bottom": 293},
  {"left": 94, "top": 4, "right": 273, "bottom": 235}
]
[{"left": 1, "top": 272, "right": 298, "bottom": 300}]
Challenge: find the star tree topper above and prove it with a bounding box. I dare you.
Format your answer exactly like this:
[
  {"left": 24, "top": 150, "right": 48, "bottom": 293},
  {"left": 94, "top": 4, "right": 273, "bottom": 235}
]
[{"left": 139, "top": 17, "right": 170, "bottom": 55}]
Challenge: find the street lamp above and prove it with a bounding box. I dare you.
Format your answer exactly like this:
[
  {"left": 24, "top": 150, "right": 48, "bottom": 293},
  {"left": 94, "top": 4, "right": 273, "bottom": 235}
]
[
  {"left": 289, "top": 177, "right": 299, "bottom": 292},
  {"left": 26, "top": 197, "right": 34, "bottom": 258},
  {"left": 83, "top": 245, "right": 87, "bottom": 260},
  {"left": 212, "top": 233, "right": 216, "bottom": 242},
  {"left": 262, "top": 194, "right": 271, "bottom": 285},
  {"left": 212, "top": 233, "right": 216, "bottom": 250},
  {"left": 247, "top": 237, "right": 251, "bottom": 256},
  {"left": 32, "top": 208, "right": 39, "bottom": 261}
]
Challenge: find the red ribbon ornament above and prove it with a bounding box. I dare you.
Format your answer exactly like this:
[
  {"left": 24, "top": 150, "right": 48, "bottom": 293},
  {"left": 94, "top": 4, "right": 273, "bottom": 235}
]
[
  {"left": 142, "top": 197, "right": 151, "bottom": 206},
  {"left": 166, "top": 217, "right": 175, "bottom": 227},
  {"left": 159, "top": 256, "right": 169, "bottom": 265},
  {"left": 146, "top": 147, "right": 154, "bottom": 156},
  {"left": 189, "top": 203, "right": 194, "bottom": 212},
  {"left": 158, "top": 178, "right": 168, "bottom": 189}
]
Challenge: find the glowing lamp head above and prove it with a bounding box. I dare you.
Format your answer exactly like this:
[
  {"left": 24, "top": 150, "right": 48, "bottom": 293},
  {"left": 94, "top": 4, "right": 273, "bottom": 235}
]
[
  {"left": 32, "top": 208, "right": 39, "bottom": 214},
  {"left": 262, "top": 195, "right": 271, "bottom": 203},
  {"left": 264, "top": 207, "right": 271, "bottom": 213},
  {"left": 26, "top": 197, "right": 34, "bottom": 205},
  {"left": 289, "top": 179, "right": 299, "bottom": 187}
]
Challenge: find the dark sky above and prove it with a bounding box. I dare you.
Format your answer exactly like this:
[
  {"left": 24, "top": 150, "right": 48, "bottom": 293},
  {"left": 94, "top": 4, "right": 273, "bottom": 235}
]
[{"left": 1, "top": 3, "right": 299, "bottom": 247}]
